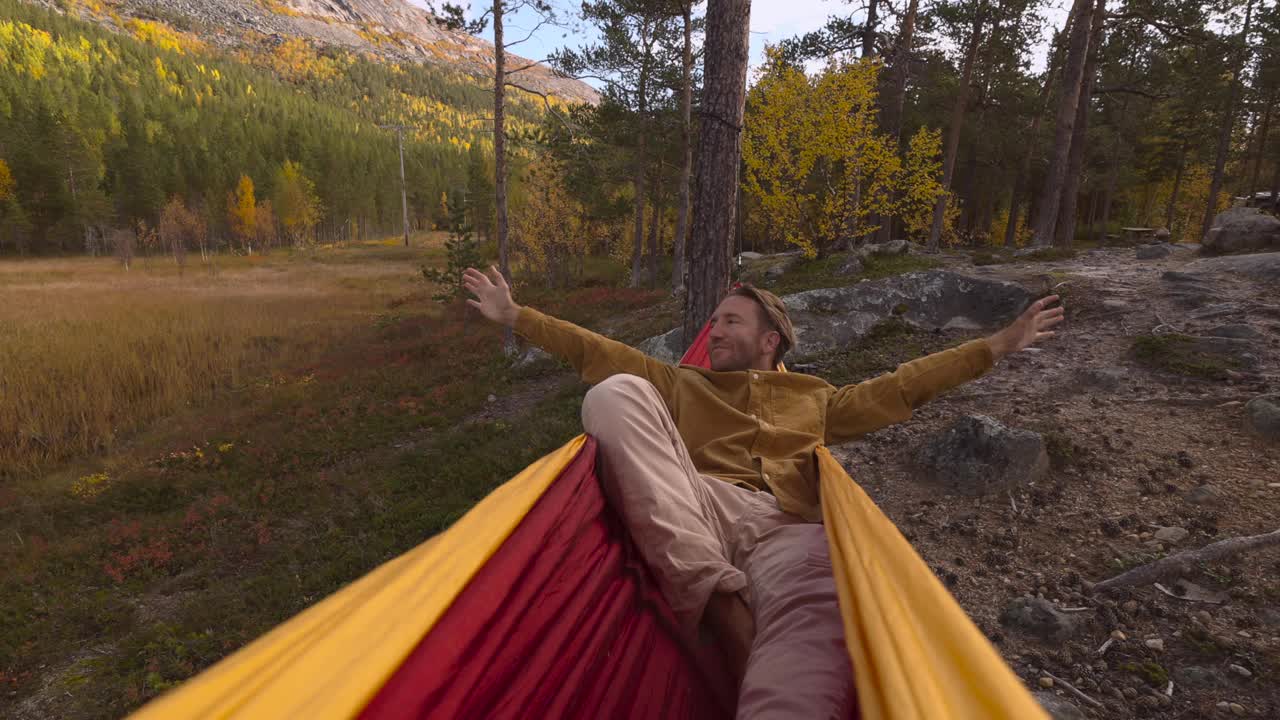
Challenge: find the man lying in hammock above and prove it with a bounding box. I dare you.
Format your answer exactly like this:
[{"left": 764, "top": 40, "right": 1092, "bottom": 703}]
[{"left": 463, "top": 266, "right": 1063, "bottom": 719}]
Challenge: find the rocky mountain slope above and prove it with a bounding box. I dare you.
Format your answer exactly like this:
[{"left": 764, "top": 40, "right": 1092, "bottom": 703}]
[{"left": 37, "top": 0, "right": 598, "bottom": 104}]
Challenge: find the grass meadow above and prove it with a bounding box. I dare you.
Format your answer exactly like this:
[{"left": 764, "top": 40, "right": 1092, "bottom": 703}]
[{"left": 0, "top": 234, "right": 681, "bottom": 719}]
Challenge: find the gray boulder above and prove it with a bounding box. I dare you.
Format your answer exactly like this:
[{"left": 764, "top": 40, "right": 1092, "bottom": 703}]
[
  {"left": 838, "top": 254, "right": 864, "bottom": 276},
  {"left": 1201, "top": 207, "right": 1280, "bottom": 255},
  {"left": 1136, "top": 243, "right": 1174, "bottom": 260},
  {"left": 1246, "top": 394, "right": 1280, "bottom": 442},
  {"left": 1154, "top": 227, "right": 1172, "bottom": 241},
  {"left": 637, "top": 326, "right": 685, "bottom": 364},
  {"left": 1000, "top": 597, "right": 1086, "bottom": 642},
  {"left": 916, "top": 415, "right": 1049, "bottom": 496}
]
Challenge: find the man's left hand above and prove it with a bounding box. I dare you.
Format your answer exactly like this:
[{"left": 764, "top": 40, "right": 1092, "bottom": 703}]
[{"left": 987, "top": 295, "right": 1065, "bottom": 362}]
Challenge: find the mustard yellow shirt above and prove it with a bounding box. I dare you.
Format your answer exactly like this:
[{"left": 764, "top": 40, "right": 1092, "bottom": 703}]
[{"left": 516, "top": 307, "right": 994, "bottom": 521}]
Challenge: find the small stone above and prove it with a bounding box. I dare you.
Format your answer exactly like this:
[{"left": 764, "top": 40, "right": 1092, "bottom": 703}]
[
  {"left": 1040, "top": 676, "right": 1055, "bottom": 688},
  {"left": 1236, "top": 630, "right": 1253, "bottom": 638},
  {"left": 1110, "top": 629, "right": 1127, "bottom": 641},
  {"left": 486, "top": 394, "right": 497, "bottom": 403},
  {"left": 1217, "top": 701, "right": 1231, "bottom": 711},
  {"left": 1229, "top": 703, "right": 1246, "bottom": 716},
  {"left": 1246, "top": 394, "right": 1280, "bottom": 442},
  {"left": 1123, "top": 600, "right": 1139, "bottom": 612},
  {"left": 1144, "top": 638, "right": 1164, "bottom": 651},
  {"left": 1228, "top": 664, "right": 1252, "bottom": 678},
  {"left": 1153, "top": 526, "right": 1190, "bottom": 544},
  {"left": 1269, "top": 483, "right": 1280, "bottom": 489},
  {"left": 1195, "top": 610, "right": 1213, "bottom": 624},
  {"left": 1185, "top": 484, "right": 1227, "bottom": 506}
]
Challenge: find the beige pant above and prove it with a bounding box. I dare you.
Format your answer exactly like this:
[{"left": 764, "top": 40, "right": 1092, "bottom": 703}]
[{"left": 581, "top": 374, "right": 854, "bottom": 719}]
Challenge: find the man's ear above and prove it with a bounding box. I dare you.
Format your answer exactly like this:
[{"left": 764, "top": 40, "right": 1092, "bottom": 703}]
[{"left": 763, "top": 330, "right": 780, "bottom": 355}]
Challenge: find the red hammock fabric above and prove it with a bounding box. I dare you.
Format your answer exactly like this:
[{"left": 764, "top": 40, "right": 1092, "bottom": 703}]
[{"left": 359, "top": 437, "right": 735, "bottom": 719}]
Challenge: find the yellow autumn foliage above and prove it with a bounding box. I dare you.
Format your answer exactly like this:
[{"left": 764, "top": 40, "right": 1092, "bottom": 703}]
[
  {"left": 513, "top": 154, "right": 594, "bottom": 285},
  {"left": 744, "top": 47, "right": 946, "bottom": 255}
]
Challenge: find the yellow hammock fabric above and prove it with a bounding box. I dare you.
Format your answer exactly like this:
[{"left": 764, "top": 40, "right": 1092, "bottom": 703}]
[{"left": 132, "top": 434, "right": 1048, "bottom": 719}]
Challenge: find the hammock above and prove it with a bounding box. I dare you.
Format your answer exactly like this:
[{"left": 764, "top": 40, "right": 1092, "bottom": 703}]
[{"left": 131, "top": 318, "right": 1050, "bottom": 720}]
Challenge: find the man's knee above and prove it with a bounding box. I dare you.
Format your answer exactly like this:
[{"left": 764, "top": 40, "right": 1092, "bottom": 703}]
[{"left": 581, "top": 374, "right": 658, "bottom": 435}]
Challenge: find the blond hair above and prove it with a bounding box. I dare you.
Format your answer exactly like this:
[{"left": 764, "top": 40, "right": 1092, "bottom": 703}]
[{"left": 726, "top": 284, "right": 796, "bottom": 366}]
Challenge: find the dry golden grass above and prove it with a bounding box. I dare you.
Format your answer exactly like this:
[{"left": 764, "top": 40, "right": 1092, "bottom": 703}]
[{"left": 0, "top": 238, "right": 444, "bottom": 474}]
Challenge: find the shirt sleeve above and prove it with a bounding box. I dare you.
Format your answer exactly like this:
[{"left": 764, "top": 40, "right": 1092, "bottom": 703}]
[
  {"left": 514, "top": 306, "right": 679, "bottom": 399},
  {"left": 824, "top": 339, "right": 994, "bottom": 445}
]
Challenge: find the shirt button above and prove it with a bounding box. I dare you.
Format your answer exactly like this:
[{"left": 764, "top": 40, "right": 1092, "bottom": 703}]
[
  {"left": 762, "top": 473, "right": 770, "bottom": 481},
  {"left": 750, "top": 413, "right": 757, "bottom": 420},
  {"left": 751, "top": 372, "right": 760, "bottom": 380}
]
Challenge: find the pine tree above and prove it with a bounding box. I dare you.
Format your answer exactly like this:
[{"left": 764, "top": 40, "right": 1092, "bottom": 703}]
[{"left": 422, "top": 193, "right": 484, "bottom": 303}]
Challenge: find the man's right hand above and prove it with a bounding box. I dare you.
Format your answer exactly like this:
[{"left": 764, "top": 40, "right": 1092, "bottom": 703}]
[{"left": 463, "top": 266, "right": 521, "bottom": 327}]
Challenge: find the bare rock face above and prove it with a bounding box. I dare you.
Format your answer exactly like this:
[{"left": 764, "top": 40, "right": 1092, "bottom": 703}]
[
  {"left": 915, "top": 415, "right": 1049, "bottom": 497},
  {"left": 1184, "top": 252, "right": 1280, "bottom": 282},
  {"left": 639, "top": 270, "right": 1033, "bottom": 363},
  {"left": 1201, "top": 207, "right": 1280, "bottom": 255},
  {"left": 93, "top": 0, "right": 599, "bottom": 104},
  {"left": 782, "top": 271, "right": 1033, "bottom": 358}
]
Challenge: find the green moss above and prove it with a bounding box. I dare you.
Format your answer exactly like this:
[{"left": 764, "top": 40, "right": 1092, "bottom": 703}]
[
  {"left": 1120, "top": 660, "right": 1170, "bottom": 686},
  {"left": 1132, "top": 334, "right": 1241, "bottom": 380}
]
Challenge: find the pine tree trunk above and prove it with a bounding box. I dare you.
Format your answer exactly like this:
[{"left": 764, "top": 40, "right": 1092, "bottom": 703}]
[
  {"left": 629, "top": 147, "right": 647, "bottom": 287},
  {"left": 683, "top": 0, "right": 750, "bottom": 345},
  {"left": 671, "top": 3, "right": 694, "bottom": 294},
  {"left": 1200, "top": 0, "right": 1254, "bottom": 242},
  {"left": 1053, "top": 0, "right": 1105, "bottom": 247},
  {"left": 647, "top": 194, "right": 662, "bottom": 288},
  {"left": 493, "top": 0, "right": 513, "bottom": 352},
  {"left": 1097, "top": 130, "right": 1122, "bottom": 243},
  {"left": 1031, "top": 0, "right": 1094, "bottom": 246},
  {"left": 1248, "top": 91, "right": 1274, "bottom": 195},
  {"left": 1165, "top": 143, "right": 1187, "bottom": 231},
  {"left": 863, "top": 0, "right": 878, "bottom": 58},
  {"left": 630, "top": 33, "right": 653, "bottom": 288},
  {"left": 877, "top": 0, "right": 918, "bottom": 244},
  {"left": 926, "top": 1, "right": 987, "bottom": 252},
  {"left": 1005, "top": 45, "right": 1066, "bottom": 247}
]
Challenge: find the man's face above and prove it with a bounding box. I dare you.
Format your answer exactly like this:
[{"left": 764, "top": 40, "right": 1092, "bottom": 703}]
[{"left": 707, "top": 295, "right": 779, "bottom": 372}]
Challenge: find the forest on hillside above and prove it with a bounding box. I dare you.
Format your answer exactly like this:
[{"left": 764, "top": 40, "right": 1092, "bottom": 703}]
[{"left": 0, "top": 0, "right": 555, "bottom": 254}]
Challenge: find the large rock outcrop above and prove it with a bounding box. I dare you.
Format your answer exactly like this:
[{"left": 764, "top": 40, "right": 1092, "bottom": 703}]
[{"left": 1201, "top": 207, "right": 1280, "bottom": 255}]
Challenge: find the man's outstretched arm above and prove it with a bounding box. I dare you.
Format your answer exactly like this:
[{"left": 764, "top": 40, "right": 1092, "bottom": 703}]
[
  {"left": 463, "top": 266, "right": 678, "bottom": 391},
  {"left": 824, "top": 295, "right": 1065, "bottom": 444}
]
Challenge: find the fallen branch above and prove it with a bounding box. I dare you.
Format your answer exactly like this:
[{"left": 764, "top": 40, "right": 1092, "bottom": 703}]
[
  {"left": 1042, "top": 671, "right": 1105, "bottom": 709},
  {"left": 1128, "top": 395, "right": 1254, "bottom": 407},
  {"left": 1093, "top": 529, "right": 1280, "bottom": 593}
]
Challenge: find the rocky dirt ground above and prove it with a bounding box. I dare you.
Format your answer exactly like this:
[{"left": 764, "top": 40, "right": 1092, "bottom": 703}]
[{"left": 822, "top": 245, "right": 1279, "bottom": 719}]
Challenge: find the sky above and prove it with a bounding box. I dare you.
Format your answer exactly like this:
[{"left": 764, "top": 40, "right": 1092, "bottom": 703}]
[{"left": 410, "top": 0, "right": 1070, "bottom": 86}]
